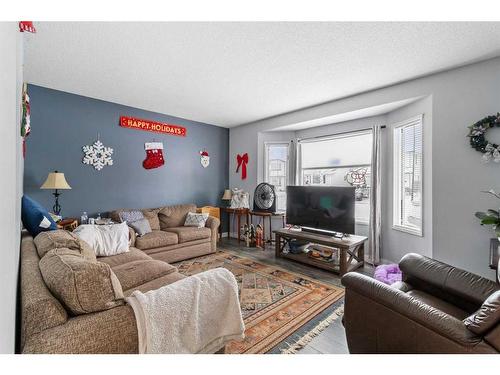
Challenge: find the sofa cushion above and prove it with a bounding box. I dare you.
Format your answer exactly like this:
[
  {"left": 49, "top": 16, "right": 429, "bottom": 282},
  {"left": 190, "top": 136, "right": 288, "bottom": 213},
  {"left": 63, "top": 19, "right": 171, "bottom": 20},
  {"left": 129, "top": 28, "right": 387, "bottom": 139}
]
[
  {"left": 112, "top": 259, "right": 177, "bottom": 291},
  {"left": 159, "top": 204, "right": 197, "bottom": 229},
  {"left": 123, "top": 272, "right": 186, "bottom": 296},
  {"left": 134, "top": 230, "right": 178, "bottom": 250},
  {"left": 163, "top": 226, "right": 211, "bottom": 243},
  {"left": 142, "top": 208, "right": 161, "bottom": 230},
  {"left": 21, "top": 195, "right": 57, "bottom": 237},
  {"left": 34, "top": 229, "right": 96, "bottom": 262},
  {"left": 110, "top": 208, "right": 161, "bottom": 231},
  {"left": 406, "top": 289, "right": 469, "bottom": 320},
  {"left": 464, "top": 290, "right": 500, "bottom": 335},
  {"left": 39, "top": 248, "right": 124, "bottom": 315},
  {"left": 98, "top": 247, "right": 152, "bottom": 268}
]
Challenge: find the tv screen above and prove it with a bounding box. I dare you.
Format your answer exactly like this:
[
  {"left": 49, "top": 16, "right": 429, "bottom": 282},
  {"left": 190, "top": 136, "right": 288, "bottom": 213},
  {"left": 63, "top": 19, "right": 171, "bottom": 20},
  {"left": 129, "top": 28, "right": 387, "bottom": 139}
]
[{"left": 286, "top": 186, "right": 355, "bottom": 234}]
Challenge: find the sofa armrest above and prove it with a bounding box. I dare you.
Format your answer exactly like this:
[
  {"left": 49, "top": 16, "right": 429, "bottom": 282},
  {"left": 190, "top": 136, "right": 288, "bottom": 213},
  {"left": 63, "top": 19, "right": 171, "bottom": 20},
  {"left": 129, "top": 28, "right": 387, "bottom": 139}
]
[
  {"left": 205, "top": 216, "right": 220, "bottom": 252},
  {"left": 341, "top": 272, "right": 483, "bottom": 346},
  {"left": 22, "top": 304, "right": 138, "bottom": 354},
  {"left": 399, "top": 253, "right": 499, "bottom": 307},
  {"left": 128, "top": 226, "right": 136, "bottom": 247}
]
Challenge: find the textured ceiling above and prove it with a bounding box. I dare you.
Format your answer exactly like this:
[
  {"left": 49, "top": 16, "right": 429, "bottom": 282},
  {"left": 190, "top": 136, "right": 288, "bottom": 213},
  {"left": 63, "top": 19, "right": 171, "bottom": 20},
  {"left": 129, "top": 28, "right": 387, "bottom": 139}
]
[{"left": 24, "top": 22, "right": 500, "bottom": 127}]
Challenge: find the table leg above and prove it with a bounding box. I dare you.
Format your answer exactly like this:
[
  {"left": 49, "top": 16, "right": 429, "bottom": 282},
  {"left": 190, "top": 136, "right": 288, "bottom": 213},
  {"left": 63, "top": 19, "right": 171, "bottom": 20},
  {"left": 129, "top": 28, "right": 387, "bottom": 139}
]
[
  {"left": 340, "top": 249, "right": 347, "bottom": 276},
  {"left": 275, "top": 234, "right": 281, "bottom": 257},
  {"left": 237, "top": 213, "right": 241, "bottom": 244}
]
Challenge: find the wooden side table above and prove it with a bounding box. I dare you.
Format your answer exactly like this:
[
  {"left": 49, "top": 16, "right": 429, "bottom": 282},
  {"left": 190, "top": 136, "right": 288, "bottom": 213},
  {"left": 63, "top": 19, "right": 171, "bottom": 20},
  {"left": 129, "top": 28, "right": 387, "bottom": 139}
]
[
  {"left": 57, "top": 218, "right": 78, "bottom": 231},
  {"left": 274, "top": 228, "right": 367, "bottom": 275},
  {"left": 249, "top": 211, "right": 286, "bottom": 243},
  {"left": 220, "top": 207, "right": 249, "bottom": 244},
  {"left": 197, "top": 206, "right": 221, "bottom": 241}
]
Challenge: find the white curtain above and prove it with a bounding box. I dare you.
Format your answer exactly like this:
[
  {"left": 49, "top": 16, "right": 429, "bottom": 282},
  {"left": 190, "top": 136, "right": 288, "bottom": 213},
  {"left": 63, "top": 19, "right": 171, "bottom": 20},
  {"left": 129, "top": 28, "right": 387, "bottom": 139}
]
[
  {"left": 368, "top": 125, "right": 382, "bottom": 264},
  {"left": 288, "top": 139, "right": 298, "bottom": 186}
]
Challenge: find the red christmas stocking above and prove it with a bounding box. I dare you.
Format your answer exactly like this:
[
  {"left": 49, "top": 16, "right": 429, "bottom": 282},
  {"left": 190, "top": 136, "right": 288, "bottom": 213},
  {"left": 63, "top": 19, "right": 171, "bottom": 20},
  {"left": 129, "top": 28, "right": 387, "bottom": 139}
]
[{"left": 143, "top": 142, "right": 164, "bottom": 169}]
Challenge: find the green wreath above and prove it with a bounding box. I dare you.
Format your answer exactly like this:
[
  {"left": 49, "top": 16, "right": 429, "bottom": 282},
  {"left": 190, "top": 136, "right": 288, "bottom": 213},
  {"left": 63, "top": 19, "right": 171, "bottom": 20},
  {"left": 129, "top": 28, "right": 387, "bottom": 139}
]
[{"left": 467, "top": 113, "right": 500, "bottom": 162}]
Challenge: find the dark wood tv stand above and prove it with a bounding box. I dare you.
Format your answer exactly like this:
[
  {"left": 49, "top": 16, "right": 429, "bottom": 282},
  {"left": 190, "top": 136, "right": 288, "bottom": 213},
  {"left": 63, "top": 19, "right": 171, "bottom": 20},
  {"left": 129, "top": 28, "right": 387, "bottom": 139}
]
[{"left": 273, "top": 228, "right": 367, "bottom": 275}]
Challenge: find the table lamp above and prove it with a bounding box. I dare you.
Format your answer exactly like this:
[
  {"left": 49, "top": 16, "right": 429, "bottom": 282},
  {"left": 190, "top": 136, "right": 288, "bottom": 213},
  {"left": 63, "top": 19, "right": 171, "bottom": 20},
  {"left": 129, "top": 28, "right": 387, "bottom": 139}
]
[
  {"left": 221, "top": 189, "right": 232, "bottom": 206},
  {"left": 40, "top": 171, "right": 72, "bottom": 216}
]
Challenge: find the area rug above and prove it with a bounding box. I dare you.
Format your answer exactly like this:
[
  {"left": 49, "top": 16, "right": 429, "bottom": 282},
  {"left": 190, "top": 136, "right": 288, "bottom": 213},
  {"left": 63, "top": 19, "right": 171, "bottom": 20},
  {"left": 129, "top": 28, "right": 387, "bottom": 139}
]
[{"left": 175, "top": 250, "right": 344, "bottom": 354}]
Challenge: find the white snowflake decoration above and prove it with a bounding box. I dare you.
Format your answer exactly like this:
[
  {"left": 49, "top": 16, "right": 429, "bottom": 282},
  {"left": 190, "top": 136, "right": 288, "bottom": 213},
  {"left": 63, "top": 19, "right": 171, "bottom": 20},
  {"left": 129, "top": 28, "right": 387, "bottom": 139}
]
[{"left": 82, "top": 140, "right": 114, "bottom": 171}]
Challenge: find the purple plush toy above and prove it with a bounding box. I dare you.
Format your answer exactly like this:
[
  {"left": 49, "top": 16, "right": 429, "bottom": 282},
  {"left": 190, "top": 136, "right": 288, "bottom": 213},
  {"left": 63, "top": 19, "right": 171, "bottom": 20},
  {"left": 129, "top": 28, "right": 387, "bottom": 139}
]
[{"left": 374, "top": 264, "right": 403, "bottom": 285}]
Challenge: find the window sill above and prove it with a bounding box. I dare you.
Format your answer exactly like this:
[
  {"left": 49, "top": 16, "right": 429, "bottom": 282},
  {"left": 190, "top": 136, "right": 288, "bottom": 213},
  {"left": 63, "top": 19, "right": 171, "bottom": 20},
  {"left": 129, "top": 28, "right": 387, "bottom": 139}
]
[{"left": 392, "top": 224, "right": 423, "bottom": 237}]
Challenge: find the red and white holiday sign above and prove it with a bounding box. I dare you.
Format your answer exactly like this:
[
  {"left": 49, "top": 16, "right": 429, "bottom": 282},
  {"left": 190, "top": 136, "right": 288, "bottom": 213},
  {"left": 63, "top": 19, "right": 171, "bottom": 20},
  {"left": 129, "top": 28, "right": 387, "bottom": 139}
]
[{"left": 120, "top": 116, "right": 187, "bottom": 137}]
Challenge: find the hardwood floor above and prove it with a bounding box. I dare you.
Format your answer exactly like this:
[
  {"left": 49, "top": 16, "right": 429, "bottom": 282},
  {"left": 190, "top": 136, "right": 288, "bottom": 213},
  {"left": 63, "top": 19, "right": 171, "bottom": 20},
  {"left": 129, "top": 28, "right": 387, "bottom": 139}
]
[{"left": 218, "top": 237, "right": 374, "bottom": 354}]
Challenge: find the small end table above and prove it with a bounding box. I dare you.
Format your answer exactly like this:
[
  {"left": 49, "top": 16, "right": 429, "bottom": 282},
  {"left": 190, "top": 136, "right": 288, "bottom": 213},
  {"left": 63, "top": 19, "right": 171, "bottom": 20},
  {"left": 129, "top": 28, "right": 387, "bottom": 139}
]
[
  {"left": 249, "top": 211, "right": 286, "bottom": 243},
  {"left": 220, "top": 207, "right": 249, "bottom": 244}
]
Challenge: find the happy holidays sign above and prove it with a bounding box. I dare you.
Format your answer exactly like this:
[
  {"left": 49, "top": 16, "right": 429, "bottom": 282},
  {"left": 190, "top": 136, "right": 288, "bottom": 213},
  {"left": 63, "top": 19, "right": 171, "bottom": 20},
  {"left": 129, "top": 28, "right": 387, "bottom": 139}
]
[{"left": 120, "top": 116, "right": 187, "bottom": 137}]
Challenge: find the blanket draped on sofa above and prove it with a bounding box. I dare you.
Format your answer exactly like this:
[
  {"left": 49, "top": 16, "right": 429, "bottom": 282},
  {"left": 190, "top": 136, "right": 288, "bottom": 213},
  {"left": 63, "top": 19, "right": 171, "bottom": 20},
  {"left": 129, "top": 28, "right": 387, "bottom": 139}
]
[{"left": 126, "top": 268, "right": 245, "bottom": 353}]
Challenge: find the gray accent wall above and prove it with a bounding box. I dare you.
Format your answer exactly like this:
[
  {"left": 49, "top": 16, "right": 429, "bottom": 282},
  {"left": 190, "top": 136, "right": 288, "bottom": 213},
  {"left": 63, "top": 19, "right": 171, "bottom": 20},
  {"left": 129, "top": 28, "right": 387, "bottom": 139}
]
[{"left": 24, "top": 85, "right": 229, "bottom": 219}]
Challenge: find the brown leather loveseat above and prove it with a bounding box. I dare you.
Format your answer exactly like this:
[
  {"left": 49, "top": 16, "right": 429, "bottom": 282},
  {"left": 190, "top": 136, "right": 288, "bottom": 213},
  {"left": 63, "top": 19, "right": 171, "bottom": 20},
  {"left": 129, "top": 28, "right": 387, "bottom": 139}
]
[{"left": 341, "top": 253, "right": 500, "bottom": 353}]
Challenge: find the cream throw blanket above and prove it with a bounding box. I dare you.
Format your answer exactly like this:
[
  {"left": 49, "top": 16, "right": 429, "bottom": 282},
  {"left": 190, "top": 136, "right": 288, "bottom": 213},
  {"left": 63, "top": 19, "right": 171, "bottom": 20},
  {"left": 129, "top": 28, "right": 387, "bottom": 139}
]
[{"left": 126, "top": 268, "right": 245, "bottom": 354}]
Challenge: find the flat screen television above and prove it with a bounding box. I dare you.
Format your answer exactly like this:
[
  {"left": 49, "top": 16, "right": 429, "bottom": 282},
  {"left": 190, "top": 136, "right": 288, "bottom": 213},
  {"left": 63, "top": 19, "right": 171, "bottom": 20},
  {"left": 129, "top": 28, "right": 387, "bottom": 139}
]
[{"left": 286, "top": 186, "right": 355, "bottom": 235}]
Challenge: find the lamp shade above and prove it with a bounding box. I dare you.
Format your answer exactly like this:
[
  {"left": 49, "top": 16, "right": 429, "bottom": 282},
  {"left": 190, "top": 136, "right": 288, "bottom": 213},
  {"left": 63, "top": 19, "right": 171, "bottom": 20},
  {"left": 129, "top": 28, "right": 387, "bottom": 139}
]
[
  {"left": 221, "top": 189, "right": 232, "bottom": 200},
  {"left": 40, "top": 171, "right": 72, "bottom": 190}
]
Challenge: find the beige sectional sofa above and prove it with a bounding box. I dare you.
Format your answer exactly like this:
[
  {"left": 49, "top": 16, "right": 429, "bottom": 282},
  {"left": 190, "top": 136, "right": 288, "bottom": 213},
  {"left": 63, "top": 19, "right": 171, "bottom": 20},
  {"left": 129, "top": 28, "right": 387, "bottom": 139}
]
[
  {"left": 109, "top": 204, "right": 219, "bottom": 263},
  {"left": 20, "top": 204, "right": 221, "bottom": 354}
]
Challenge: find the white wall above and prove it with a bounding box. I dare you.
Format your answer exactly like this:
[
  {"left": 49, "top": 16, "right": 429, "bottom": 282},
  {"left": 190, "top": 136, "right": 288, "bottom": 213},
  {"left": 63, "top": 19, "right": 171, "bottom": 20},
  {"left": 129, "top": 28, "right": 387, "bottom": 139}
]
[
  {"left": 230, "top": 57, "right": 500, "bottom": 279},
  {"left": 0, "top": 23, "right": 24, "bottom": 353},
  {"left": 383, "top": 97, "right": 433, "bottom": 261}
]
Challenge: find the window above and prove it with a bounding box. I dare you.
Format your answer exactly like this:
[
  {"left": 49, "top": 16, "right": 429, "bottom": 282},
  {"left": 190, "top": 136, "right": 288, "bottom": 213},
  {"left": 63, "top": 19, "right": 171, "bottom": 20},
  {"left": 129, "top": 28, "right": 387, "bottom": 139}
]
[
  {"left": 299, "top": 131, "right": 373, "bottom": 224},
  {"left": 264, "top": 143, "right": 289, "bottom": 212},
  {"left": 393, "top": 115, "right": 423, "bottom": 236}
]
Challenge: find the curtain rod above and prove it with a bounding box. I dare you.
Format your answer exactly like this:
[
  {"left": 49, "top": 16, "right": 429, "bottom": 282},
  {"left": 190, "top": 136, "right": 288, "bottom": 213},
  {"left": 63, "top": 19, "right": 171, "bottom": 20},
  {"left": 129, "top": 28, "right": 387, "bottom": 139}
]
[{"left": 295, "top": 125, "right": 386, "bottom": 143}]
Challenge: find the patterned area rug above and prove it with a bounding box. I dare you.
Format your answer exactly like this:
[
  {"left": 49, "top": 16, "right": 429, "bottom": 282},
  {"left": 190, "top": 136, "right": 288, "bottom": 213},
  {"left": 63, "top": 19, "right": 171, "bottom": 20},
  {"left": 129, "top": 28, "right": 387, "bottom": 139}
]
[{"left": 175, "top": 250, "right": 344, "bottom": 354}]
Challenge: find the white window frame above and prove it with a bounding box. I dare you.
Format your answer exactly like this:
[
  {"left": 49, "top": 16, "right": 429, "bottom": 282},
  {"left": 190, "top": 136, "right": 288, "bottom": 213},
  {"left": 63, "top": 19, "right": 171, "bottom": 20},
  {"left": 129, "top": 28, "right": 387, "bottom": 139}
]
[
  {"left": 392, "top": 114, "right": 424, "bottom": 237},
  {"left": 297, "top": 129, "right": 373, "bottom": 225},
  {"left": 264, "top": 142, "right": 289, "bottom": 211}
]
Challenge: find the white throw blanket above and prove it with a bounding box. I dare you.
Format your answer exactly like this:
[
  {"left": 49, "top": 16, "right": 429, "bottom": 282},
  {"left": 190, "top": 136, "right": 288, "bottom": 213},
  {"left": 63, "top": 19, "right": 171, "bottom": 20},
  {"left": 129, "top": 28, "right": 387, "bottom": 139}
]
[{"left": 126, "top": 268, "right": 245, "bottom": 354}]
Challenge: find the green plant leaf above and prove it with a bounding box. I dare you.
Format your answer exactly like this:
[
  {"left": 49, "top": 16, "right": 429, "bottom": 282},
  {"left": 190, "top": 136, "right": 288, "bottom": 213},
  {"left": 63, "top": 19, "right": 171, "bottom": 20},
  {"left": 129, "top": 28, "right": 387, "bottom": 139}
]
[
  {"left": 475, "top": 212, "right": 487, "bottom": 219},
  {"left": 480, "top": 216, "right": 500, "bottom": 225},
  {"left": 487, "top": 209, "right": 500, "bottom": 217}
]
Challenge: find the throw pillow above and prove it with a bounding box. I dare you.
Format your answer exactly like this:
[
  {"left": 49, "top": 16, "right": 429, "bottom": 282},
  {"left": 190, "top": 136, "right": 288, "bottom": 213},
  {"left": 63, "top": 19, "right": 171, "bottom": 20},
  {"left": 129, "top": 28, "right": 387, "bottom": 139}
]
[
  {"left": 39, "top": 248, "right": 124, "bottom": 315},
  {"left": 73, "top": 222, "right": 129, "bottom": 257},
  {"left": 119, "top": 210, "right": 144, "bottom": 223},
  {"left": 34, "top": 229, "right": 96, "bottom": 262},
  {"left": 21, "top": 195, "right": 57, "bottom": 237},
  {"left": 128, "top": 218, "right": 152, "bottom": 237},
  {"left": 184, "top": 212, "right": 209, "bottom": 228}
]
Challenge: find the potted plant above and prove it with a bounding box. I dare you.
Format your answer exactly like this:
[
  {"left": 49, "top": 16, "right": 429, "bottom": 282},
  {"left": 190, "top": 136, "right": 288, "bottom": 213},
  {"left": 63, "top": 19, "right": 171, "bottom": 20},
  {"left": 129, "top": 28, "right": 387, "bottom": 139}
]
[{"left": 475, "top": 189, "right": 500, "bottom": 240}]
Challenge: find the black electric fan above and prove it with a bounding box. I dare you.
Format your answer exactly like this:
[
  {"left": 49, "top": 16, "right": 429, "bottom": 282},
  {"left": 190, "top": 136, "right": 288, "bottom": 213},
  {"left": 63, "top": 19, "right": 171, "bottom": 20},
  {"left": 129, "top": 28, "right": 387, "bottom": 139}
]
[{"left": 253, "top": 183, "right": 276, "bottom": 213}]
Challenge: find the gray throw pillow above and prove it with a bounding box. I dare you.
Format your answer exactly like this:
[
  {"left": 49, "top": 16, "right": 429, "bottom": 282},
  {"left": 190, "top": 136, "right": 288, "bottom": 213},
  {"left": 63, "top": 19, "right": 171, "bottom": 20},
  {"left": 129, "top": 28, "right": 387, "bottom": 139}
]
[
  {"left": 184, "top": 212, "right": 209, "bottom": 228},
  {"left": 119, "top": 210, "right": 144, "bottom": 223},
  {"left": 128, "top": 218, "right": 152, "bottom": 237}
]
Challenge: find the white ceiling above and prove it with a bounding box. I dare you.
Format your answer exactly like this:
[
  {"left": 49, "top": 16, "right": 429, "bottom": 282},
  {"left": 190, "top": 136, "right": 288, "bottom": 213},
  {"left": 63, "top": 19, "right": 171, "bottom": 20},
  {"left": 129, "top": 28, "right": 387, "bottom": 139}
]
[{"left": 24, "top": 22, "right": 500, "bottom": 128}]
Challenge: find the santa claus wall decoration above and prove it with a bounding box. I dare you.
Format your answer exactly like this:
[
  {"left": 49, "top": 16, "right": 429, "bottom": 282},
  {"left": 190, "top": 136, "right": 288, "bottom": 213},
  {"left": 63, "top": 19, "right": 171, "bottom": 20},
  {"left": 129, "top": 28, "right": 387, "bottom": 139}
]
[
  {"left": 143, "top": 142, "right": 164, "bottom": 169},
  {"left": 200, "top": 150, "right": 210, "bottom": 168}
]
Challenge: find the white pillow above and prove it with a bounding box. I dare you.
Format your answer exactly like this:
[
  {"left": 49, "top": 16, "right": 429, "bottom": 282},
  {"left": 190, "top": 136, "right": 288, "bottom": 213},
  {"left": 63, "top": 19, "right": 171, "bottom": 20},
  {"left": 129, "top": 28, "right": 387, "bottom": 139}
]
[
  {"left": 73, "top": 222, "right": 130, "bottom": 257},
  {"left": 184, "top": 212, "right": 209, "bottom": 228}
]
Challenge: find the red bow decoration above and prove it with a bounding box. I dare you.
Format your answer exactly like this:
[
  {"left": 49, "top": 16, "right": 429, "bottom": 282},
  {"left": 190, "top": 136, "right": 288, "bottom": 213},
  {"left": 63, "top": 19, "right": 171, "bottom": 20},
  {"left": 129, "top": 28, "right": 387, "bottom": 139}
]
[{"left": 236, "top": 153, "right": 248, "bottom": 180}]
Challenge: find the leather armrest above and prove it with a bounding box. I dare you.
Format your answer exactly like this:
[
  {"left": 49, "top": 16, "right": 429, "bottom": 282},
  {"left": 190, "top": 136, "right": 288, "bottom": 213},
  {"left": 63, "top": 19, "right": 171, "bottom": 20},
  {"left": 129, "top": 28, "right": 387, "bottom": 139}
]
[
  {"left": 341, "top": 273, "right": 483, "bottom": 346},
  {"left": 399, "top": 253, "right": 499, "bottom": 307}
]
